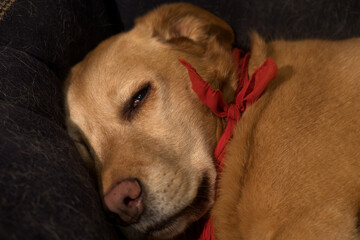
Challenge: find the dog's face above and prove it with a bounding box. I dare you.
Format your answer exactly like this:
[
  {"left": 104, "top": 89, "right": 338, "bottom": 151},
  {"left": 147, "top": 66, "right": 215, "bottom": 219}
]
[{"left": 65, "top": 3, "right": 235, "bottom": 239}]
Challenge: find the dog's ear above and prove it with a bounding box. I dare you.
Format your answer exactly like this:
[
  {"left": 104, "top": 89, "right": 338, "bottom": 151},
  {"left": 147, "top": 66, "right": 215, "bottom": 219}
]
[
  {"left": 135, "top": 3, "right": 237, "bottom": 102},
  {"left": 134, "top": 3, "right": 234, "bottom": 53}
]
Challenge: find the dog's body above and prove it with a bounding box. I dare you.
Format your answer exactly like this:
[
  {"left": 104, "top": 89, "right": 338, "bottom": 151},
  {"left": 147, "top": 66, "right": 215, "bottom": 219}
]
[
  {"left": 64, "top": 3, "right": 360, "bottom": 240},
  {"left": 213, "top": 37, "right": 360, "bottom": 239}
]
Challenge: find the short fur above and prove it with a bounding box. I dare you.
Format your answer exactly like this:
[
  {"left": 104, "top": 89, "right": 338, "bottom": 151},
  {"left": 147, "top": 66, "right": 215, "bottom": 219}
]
[
  {"left": 213, "top": 34, "right": 360, "bottom": 240},
  {"left": 64, "top": 3, "right": 360, "bottom": 240}
]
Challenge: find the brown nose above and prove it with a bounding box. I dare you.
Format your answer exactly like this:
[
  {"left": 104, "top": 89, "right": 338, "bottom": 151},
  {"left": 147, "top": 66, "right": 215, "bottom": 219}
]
[{"left": 104, "top": 178, "right": 144, "bottom": 224}]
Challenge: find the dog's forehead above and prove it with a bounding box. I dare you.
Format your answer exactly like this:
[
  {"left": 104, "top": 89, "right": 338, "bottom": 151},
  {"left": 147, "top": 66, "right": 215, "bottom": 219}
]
[
  {"left": 70, "top": 36, "right": 151, "bottom": 91},
  {"left": 88, "top": 34, "right": 154, "bottom": 73},
  {"left": 85, "top": 33, "right": 175, "bottom": 82}
]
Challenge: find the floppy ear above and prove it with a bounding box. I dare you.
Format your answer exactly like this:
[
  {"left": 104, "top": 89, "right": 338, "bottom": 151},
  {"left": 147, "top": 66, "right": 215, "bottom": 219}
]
[
  {"left": 134, "top": 3, "right": 234, "bottom": 53},
  {"left": 135, "top": 3, "right": 237, "bottom": 101}
]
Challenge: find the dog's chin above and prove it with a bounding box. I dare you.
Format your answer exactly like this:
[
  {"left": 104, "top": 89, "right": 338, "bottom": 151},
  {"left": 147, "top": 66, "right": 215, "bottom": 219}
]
[
  {"left": 121, "top": 174, "right": 215, "bottom": 240},
  {"left": 149, "top": 174, "right": 214, "bottom": 239},
  {"left": 146, "top": 215, "right": 195, "bottom": 240}
]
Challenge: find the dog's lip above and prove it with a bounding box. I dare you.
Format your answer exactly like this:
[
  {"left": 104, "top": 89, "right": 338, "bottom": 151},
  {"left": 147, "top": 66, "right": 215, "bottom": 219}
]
[{"left": 146, "top": 174, "right": 214, "bottom": 237}]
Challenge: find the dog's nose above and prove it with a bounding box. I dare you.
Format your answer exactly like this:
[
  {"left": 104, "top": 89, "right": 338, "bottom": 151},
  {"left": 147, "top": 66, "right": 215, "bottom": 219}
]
[{"left": 104, "top": 178, "right": 144, "bottom": 224}]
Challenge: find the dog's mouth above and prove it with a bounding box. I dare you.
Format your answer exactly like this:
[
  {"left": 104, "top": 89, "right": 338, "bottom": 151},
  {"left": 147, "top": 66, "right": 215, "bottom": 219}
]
[{"left": 146, "top": 174, "right": 214, "bottom": 239}]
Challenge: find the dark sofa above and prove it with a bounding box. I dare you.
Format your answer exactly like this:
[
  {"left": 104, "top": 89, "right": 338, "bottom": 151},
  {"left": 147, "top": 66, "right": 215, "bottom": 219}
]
[{"left": 0, "top": 0, "right": 359, "bottom": 239}]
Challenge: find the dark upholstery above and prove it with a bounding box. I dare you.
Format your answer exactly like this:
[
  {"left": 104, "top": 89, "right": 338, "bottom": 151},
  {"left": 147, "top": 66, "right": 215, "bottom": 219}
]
[
  {"left": 0, "top": 0, "right": 120, "bottom": 239},
  {"left": 0, "top": 0, "right": 359, "bottom": 239},
  {"left": 116, "top": 0, "right": 360, "bottom": 50}
]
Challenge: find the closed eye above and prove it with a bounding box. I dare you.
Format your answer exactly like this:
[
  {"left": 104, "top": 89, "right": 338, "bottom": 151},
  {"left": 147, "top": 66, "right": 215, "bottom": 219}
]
[
  {"left": 123, "top": 83, "right": 151, "bottom": 120},
  {"left": 72, "top": 134, "right": 96, "bottom": 165}
]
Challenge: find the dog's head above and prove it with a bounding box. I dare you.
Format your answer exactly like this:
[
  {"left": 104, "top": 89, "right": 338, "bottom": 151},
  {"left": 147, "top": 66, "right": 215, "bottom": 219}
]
[{"left": 65, "top": 3, "right": 236, "bottom": 239}]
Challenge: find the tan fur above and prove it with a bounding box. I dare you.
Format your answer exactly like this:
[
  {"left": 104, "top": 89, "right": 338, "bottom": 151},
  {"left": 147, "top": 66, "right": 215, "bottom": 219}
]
[
  {"left": 64, "top": 3, "right": 360, "bottom": 240},
  {"left": 213, "top": 34, "right": 360, "bottom": 240}
]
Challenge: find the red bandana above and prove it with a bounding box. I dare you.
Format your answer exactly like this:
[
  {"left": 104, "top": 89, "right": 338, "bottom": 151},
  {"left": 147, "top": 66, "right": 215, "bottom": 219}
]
[{"left": 179, "top": 48, "right": 277, "bottom": 240}]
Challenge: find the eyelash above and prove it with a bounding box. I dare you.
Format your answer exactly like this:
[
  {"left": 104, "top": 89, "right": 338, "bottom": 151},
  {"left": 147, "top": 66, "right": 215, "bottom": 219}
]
[
  {"left": 123, "top": 83, "right": 151, "bottom": 120},
  {"left": 131, "top": 84, "right": 150, "bottom": 109}
]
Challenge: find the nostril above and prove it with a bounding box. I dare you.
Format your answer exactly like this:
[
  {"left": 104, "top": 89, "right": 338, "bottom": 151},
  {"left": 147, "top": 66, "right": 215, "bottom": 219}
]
[
  {"left": 104, "top": 178, "right": 144, "bottom": 224},
  {"left": 124, "top": 195, "right": 141, "bottom": 207},
  {"left": 124, "top": 197, "right": 132, "bottom": 205}
]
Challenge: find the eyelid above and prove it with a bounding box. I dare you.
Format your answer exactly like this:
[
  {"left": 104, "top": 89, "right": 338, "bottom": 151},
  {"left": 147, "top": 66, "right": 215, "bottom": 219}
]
[
  {"left": 122, "top": 82, "right": 152, "bottom": 121},
  {"left": 74, "top": 138, "right": 92, "bottom": 155}
]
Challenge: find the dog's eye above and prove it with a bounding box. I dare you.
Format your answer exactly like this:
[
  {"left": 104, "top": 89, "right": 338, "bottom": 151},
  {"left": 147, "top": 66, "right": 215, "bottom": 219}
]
[
  {"left": 132, "top": 84, "right": 150, "bottom": 109},
  {"left": 123, "top": 83, "right": 151, "bottom": 120},
  {"left": 73, "top": 137, "right": 95, "bottom": 164}
]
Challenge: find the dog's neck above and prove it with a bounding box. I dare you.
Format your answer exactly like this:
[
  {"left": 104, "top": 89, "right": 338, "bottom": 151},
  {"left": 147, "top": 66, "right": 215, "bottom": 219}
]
[
  {"left": 180, "top": 45, "right": 277, "bottom": 239},
  {"left": 214, "top": 34, "right": 270, "bottom": 141},
  {"left": 181, "top": 46, "right": 277, "bottom": 163},
  {"left": 208, "top": 50, "right": 244, "bottom": 141}
]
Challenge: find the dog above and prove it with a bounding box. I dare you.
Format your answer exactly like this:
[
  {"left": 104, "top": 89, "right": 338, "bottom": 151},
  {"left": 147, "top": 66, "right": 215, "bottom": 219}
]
[{"left": 64, "top": 3, "right": 360, "bottom": 240}]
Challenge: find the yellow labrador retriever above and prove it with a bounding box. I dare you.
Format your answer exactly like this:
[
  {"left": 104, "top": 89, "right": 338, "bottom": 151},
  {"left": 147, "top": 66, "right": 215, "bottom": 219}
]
[{"left": 64, "top": 3, "right": 360, "bottom": 240}]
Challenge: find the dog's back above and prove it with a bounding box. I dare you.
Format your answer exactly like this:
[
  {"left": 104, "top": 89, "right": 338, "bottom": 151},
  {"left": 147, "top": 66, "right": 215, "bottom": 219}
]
[{"left": 213, "top": 35, "right": 360, "bottom": 240}]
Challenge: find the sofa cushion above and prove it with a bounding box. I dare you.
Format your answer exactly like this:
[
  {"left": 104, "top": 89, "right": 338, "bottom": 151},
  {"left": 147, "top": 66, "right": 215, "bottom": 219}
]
[
  {"left": 0, "top": 0, "right": 118, "bottom": 78},
  {"left": 0, "top": 47, "right": 63, "bottom": 124},
  {"left": 0, "top": 102, "right": 119, "bottom": 239},
  {"left": 0, "top": 0, "right": 122, "bottom": 239}
]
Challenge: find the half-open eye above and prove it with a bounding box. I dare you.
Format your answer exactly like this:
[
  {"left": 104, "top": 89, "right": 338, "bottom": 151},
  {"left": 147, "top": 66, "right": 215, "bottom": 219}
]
[
  {"left": 132, "top": 84, "right": 150, "bottom": 109},
  {"left": 123, "top": 83, "right": 151, "bottom": 120}
]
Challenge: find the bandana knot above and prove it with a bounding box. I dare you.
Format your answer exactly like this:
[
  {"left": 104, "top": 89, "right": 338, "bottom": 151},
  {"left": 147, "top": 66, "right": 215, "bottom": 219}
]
[
  {"left": 227, "top": 103, "right": 241, "bottom": 121},
  {"left": 179, "top": 48, "right": 278, "bottom": 240}
]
